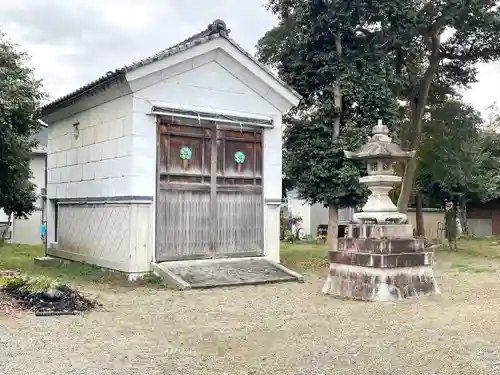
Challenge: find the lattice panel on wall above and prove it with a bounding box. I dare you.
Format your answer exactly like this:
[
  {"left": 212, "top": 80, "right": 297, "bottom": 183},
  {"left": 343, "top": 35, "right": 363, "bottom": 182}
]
[{"left": 57, "top": 203, "right": 132, "bottom": 263}]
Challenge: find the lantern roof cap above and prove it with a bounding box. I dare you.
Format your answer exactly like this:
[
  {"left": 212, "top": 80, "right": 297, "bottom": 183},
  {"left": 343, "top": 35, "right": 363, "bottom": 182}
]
[{"left": 344, "top": 120, "right": 416, "bottom": 160}]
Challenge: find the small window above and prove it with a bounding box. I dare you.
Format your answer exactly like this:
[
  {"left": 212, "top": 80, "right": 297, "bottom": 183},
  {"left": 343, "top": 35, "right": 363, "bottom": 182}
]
[{"left": 370, "top": 162, "right": 378, "bottom": 171}]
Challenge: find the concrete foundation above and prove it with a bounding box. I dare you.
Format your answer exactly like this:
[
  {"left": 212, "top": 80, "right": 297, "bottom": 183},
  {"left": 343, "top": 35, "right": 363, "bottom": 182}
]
[
  {"left": 322, "top": 264, "right": 440, "bottom": 301},
  {"left": 322, "top": 223, "right": 440, "bottom": 301},
  {"left": 34, "top": 256, "right": 65, "bottom": 266}
]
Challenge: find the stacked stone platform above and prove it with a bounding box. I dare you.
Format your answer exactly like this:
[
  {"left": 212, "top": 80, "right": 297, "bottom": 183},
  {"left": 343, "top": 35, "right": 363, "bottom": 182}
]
[{"left": 322, "top": 223, "right": 440, "bottom": 301}]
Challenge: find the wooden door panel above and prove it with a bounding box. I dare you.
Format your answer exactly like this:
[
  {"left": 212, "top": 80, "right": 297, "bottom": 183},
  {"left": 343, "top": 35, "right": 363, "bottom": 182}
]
[
  {"left": 156, "top": 189, "right": 211, "bottom": 261},
  {"left": 214, "top": 128, "right": 264, "bottom": 257},
  {"left": 216, "top": 191, "right": 263, "bottom": 257},
  {"left": 156, "top": 123, "right": 212, "bottom": 261},
  {"left": 156, "top": 121, "right": 264, "bottom": 261}
]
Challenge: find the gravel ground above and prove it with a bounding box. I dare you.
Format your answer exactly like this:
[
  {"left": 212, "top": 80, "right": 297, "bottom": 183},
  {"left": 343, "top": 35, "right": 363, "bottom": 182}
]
[{"left": 2, "top": 265, "right": 500, "bottom": 375}]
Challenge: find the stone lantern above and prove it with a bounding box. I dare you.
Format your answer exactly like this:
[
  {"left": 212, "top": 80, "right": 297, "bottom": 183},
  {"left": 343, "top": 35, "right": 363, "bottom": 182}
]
[
  {"left": 322, "top": 120, "right": 440, "bottom": 302},
  {"left": 345, "top": 119, "right": 415, "bottom": 225}
]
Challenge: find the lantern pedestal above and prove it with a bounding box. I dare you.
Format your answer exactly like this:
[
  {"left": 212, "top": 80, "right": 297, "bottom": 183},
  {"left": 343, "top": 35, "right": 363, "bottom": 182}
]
[
  {"left": 322, "top": 223, "right": 440, "bottom": 301},
  {"left": 322, "top": 121, "right": 440, "bottom": 301}
]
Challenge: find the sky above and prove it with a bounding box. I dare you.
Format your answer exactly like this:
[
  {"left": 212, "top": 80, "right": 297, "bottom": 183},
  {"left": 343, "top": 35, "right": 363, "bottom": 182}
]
[{"left": 0, "top": 0, "right": 498, "bottom": 120}]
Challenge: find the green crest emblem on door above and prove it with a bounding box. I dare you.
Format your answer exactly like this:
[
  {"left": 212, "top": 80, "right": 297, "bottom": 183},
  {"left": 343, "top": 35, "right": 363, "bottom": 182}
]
[
  {"left": 179, "top": 146, "right": 192, "bottom": 161},
  {"left": 234, "top": 151, "right": 245, "bottom": 164}
]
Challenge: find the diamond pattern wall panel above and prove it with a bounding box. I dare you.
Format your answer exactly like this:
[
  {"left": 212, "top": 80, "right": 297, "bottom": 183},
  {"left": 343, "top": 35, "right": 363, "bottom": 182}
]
[{"left": 57, "top": 203, "right": 132, "bottom": 264}]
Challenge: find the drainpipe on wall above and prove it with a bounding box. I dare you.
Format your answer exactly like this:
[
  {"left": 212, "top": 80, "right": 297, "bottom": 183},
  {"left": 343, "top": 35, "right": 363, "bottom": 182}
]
[{"left": 44, "top": 151, "right": 48, "bottom": 257}]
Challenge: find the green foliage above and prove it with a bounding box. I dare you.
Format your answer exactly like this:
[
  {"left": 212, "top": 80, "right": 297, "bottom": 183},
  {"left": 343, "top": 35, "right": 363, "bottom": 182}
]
[
  {"left": 416, "top": 99, "right": 500, "bottom": 205},
  {"left": 357, "top": 0, "right": 500, "bottom": 209},
  {"left": 283, "top": 121, "right": 369, "bottom": 208},
  {"left": 258, "top": 0, "right": 399, "bottom": 209},
  {"left": 0, "top": 31, "right": 46, "bottom": 221},
  {"left": 281, "top": 175, "right": 294, "bottom": 199},
  {"left": 2, "top": 274, "right": 65, "bottom": 293}
]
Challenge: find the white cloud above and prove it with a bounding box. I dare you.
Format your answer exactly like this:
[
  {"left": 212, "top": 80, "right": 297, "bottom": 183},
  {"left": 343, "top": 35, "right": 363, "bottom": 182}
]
[
  {"left": 462, "top": 62, "right": 500, "bottom": 120},
  {"left": 0, "top": 0, "right": 498, "bottom": 119}
]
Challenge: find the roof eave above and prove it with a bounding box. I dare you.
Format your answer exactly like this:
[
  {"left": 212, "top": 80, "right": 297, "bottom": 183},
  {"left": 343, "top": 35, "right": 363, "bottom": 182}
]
[
  {"left": 38, "top": 19, "right": 302, "bottom": 117},
  {"left": 40, "top": 71, "right": 126, "bottom": 117},
  {"left": 223, "top": 36, "right": 302, "bottom": 104}
]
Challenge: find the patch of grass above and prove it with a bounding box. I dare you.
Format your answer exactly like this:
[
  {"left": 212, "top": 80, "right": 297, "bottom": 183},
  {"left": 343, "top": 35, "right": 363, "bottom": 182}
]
[
  {"left": 454, "top": 237, "right": 500, "bottom": 259},
  {"left": 2, "top": 274, "right": 66, "bottom": 293},
  {"left": 449, "top": 262, "right": 495, "bottom": 273},
  {"left": 0, "top": 244, "right": 134, "bottom": 287},
  {"left": 435, "top": 238, "right": 500, "bottom": 273},
  {"left": 280, "top": 241, "right": 328, "bottom": 273},
  {"left": 132, "top": 273, "right": 164, "bottom": 287},
  {"left": 281, "top": 238, "right": 500, "bottom": 275}
]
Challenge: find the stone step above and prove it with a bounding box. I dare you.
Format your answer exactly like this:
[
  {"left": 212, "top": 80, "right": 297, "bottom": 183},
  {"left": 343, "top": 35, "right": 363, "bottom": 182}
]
[
  {"left": 152, "top": 258, "right": 303, "bottom": 290},
  {"left": 328, "top": 251, "right": 433, "bottom": 268},
  {"left": 339, "top": 237, "right": 425, "bottom": 253}
]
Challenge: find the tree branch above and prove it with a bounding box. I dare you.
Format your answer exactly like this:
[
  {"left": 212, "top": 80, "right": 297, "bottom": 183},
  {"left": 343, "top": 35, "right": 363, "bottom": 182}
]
[{"left": 429, "top": 15, "right": 450, "bottom": 35}]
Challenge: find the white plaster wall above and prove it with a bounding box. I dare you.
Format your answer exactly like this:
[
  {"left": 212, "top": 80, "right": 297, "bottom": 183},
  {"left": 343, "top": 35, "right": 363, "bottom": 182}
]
[
  {"left": 130, "top": 55, "right": 284, "bottom": 263},
  {"left": 46, "top": 94, "right": 150, "bottom": 199},
  {"left": 12, "top": 211, "right": 42, "bottom": 245},
  {"left": 310, "top": 203, "right": 329, "bottom": 236},
  {"left": 289, "top": 198, "right": 313, "bottom": 235},
  {"left": 31, "top": 154, "right": 46, "bottom": 208},
  {"left": 45, "top": 91, "right": 154, "bottom": 273},
  {"left": 10, "top": 154, "right": 46, "bottom": 245},
  {"left": 263, "top": 115, "right": 283, "bottom": 262}
]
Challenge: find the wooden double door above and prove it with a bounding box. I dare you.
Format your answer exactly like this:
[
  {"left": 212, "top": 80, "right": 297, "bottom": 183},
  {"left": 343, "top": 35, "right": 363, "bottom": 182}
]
[{"left": 155, "top": 119, "right": 264, "bottom": 262}]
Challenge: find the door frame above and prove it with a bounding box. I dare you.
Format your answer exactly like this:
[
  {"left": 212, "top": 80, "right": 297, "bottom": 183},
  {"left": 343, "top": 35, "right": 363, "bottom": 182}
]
[{"left": 154, "top": 116, "right": 264, "bottom": 262}]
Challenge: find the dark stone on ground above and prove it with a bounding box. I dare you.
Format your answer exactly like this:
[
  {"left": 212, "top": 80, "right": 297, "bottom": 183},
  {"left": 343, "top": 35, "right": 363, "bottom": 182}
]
[{"left": 1, "top": 284, "right": 101, "bottom": 314}]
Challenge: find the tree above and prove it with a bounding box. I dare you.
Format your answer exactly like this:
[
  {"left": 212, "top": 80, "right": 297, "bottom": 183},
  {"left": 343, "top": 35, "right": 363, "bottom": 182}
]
[
  {"left": 416, "top": 98, "right": 500, "bottom": 234},
  {"left": 352, "top": 0, "right": 500, "bottom": 212},
  {"left": 0, "top": 31, "right": 45, "bottom": 240},
  {"left": 258, "top": 0, "right": 399, "bottom": 248}
]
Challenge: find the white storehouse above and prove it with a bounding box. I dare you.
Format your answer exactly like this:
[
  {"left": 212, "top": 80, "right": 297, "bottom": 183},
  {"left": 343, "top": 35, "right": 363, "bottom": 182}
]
[{"left": 41, "top": 20, "right": 301, "bottom": 279}]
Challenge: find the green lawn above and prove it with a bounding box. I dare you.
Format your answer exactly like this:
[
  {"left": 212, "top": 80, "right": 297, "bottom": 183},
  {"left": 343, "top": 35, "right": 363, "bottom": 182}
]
[
  {"left": 280, "top": 241, "right": 328, "bottom": 273},
  {"left": 0, "top": 244, "right": 155, "bottom": 286},
  {"left": 1, "top": 238, "right": 500, "bottom": 287},
  {"left": 281, "top": 237, "right": 500, "bottom": 274}
]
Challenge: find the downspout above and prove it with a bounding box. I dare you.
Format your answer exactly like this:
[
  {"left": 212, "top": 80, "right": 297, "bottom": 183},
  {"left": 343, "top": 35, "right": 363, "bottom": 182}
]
[{"left": 44, "top": 151, "right": 48, "bottom": 257}]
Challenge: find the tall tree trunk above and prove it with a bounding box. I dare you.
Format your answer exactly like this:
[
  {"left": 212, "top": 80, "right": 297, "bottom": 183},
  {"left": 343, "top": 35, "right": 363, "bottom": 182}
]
[
  {"left": 397, "top": 156, "right": 419, "bottom": 214},
  {"left": 327, "top": 205, "right": 338, "bottom": 251},
  {"left": 397, "top": 32, "right": 442, "bottom": 212},
  {"left": 415, "top": 194, "right": 425, "bottom": 237},
  {"left": 1, "top": 214, "right": 12, "bottom": 243},
  {"left": 327, "top": 34, "right": 343, "bottom": 250},
  {"left": 458, "top": 195, "right": 468, "bottom": 235}
]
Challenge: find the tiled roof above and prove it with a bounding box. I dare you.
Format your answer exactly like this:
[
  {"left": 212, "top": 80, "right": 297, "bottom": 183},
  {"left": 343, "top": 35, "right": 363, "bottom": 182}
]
[{"left": 41, "top": 19, "right": 301, "bottom": 115}]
